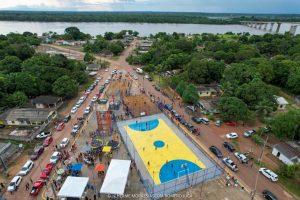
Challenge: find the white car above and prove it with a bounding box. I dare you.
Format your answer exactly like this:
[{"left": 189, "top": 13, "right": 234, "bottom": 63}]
[
  {"left": 72, "top": 124, "right": 81, "bottom": 133},
  {"left": 84, "top": 106, "right": 91, "bottom": 114},
  {"left": 7, "top": 176, "right": 22, "bottom": 192},
  {"left": 50, "top": 151, "right": 61, "bottom": 164},
  {"left": 79, "top": 96, "right": 86, "bottom": 102},
  {"left": 222, "top": 157, "right": 238, "bottom": 172},
  {"left": 133, "top": 76, "right": 138, "bottom": 80},
  {"left": 36, "top": 131, "right": 51, "bottom": 139},
  {"left": 259, "top": 168, "right": 278, "bottom": 182},
  {"left": 71, "top": 106, "right": 78, "bottom": 114},
  {"left": 86, "top": 89, "right": 92, "bottom": 94},
  {"left": 234, "top": 152, "right": 249, "bottom": 163},
  {"left": 91, "top": 96, "right": 98, "bottom": 102},
  {"left": 59, "top": 138, "right": 70, "bottom": 148},
  {"left": 105, "top": 69, "right": 109, "bottom": 72},
  {"left": 18, "top": 160, "right": 34, "bottom": 176},
  {"left": 96, "top": 76, "right": 102, "bottom": 81},
  {"left": 105, "top": 80, "right": 110, "bottom": 84},
  {"left": 226, "top": 132, "right": 238, "bottom": 139}
]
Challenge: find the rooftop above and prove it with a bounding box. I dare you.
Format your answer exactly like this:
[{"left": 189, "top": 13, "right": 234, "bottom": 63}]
[
  {"left": 273, "top": 142, "right": 300, "bottom": 161},
  {"left": 274, "top": 96, "right": 288, "bottom": 105},
  {"left": 4, "top": 108, "right": 53, "bottom": 122},
  {"left": 31, "top": 95, "right": 61, "bottom": 105}
]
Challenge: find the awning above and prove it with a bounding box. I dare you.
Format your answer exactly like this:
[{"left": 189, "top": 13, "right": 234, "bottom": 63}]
[
  {"left": 100, "top": 159, "right": 131, "bottom": 195},
  {"left": 58, "top": 176, "right": 89, "bottom": 198},
  {"left": 94, "top": 163, "right": 105, "bottom": 172},
  {"left": 71, "top": 163, "right": 83, "bottom": 171}
]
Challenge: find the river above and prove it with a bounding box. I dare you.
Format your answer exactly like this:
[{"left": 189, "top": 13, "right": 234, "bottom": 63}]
[{"left": 0, "top": 21, "right": 299, "bottom": 36}]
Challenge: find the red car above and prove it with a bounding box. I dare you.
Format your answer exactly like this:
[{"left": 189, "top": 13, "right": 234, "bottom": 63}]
[
  {"left": 225, "top": 121, "right": 238, "bottom": 126},
  {"left": 43, "top": 136, "right": 53, "bottom": 147},
  {"left": 29, "top": 179, "right": 45, "bottom": 196},
  {"left": 56, "top": 122, "right": 65, "bottom": 131},
  {"left": 40, "top": 163, "right": 54, "bottom": 179},
  {"left": 30, "top": 146, "right": 44, "bottom": 160}
]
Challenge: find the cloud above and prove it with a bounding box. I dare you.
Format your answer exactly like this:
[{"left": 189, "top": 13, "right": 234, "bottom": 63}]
[{"left": 0, "top": 0, "right": 299, "bottom": 14}]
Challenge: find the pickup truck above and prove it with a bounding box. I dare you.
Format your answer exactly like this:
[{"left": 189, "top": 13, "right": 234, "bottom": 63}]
[
  {"left": 223, "top": 157, "right": 238, "bottom": 172},
  {"left": 234, "top": 152, "right": 249, "bottom": 163}
]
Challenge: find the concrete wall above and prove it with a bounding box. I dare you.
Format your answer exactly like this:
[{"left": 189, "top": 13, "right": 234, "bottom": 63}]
[{"left": 272, "top": 148, "right": 294, "bottom": 165}]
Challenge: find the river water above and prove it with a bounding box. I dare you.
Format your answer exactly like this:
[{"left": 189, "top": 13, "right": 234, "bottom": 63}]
[{"left": 0, "top": 21, "right": 299, "bottom": 36}]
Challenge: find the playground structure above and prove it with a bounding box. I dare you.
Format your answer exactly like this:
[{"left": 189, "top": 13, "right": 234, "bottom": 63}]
[
  {"left": 117, "top": 113, "right": 223, "bottom": 198},
  {"left": 95, "top": 99, "right": 112, "bottom": 136}
]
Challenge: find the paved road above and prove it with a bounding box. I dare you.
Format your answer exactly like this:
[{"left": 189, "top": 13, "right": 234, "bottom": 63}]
[
  {"left": 9, "top": 40, "right": 295, "bottom": 200},
  {"left": 3, "top": 68, "right": 113, "bottom": 200}
]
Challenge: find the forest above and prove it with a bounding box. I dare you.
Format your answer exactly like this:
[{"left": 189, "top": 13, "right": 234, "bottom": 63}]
[
  {"left": 0, "top": 32, "right": 88, "bottom": 108},
  {"left": 0, "top": 11, "right": 299, "bottom": 24},
  {"left": 128, "top": 32, "right": 300, "bottom": 140}
]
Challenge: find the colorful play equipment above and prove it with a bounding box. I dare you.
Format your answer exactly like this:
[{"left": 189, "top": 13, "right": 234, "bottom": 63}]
[
  {"left": 91, "top": 138, "right": 104, "bottom": 150},
  {"left": 106, "top": 140, "right": 120, "bottom": 150}
]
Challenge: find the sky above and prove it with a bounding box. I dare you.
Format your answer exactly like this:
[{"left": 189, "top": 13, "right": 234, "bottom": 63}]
[{"left": 0, "top": 0, "right": 299, "bottom": 14}]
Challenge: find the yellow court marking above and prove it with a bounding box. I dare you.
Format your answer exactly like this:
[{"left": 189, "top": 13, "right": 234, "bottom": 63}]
[{"left": 125, "top": 118, "right": 206, "bottom": 184}]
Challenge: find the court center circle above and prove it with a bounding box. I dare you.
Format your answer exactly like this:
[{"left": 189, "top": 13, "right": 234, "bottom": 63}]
[{"left": 153, "top": 140, "right": 165, "bottom": 148}]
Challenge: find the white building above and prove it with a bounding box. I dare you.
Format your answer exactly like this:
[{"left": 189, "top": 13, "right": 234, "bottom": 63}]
[
  {"left": 272, "top": 142, "right": 300, "bottom": 165},
  {"left": 274, "top": 96, "right": 288, "bottom": 110}
]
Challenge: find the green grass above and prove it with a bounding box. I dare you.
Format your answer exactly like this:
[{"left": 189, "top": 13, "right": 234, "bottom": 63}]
[
  {"left": 231, "top": 139, "right": 240, "bottom": 151},
  {"left": 279, "top": 175, "right": 300, "bottom": 198},
  {"left": 82, "top": 78, "right": 94, "bottom": 90},
  {"left": 152, "top": 74, "right": 168, "bottom": 87},
  {"left": 0, "top": 139, "right": 40, "bottom": 151}
]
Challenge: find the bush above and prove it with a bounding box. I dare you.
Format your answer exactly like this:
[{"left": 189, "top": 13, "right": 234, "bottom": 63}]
[
  {"left": 252, "top": 134, "right": 263, "bottom": 145},
  {"left": 278, "top": 164, "right": 299, "bottom": 178}
]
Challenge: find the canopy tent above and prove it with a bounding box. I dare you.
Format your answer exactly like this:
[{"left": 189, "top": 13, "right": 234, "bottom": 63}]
[
  {"left": 58, "top": 176, "right": 89, "bottom": 198},
  {"left": 102, "top": 146, "right": 112, "bottom": 153},
  {"left": 100, "top": 159, "right": 131, "bottom": 195},
  {"left": 94, "top": 163, "right": 105, "bottom": 172},
  {"left": 71, "top": 163, "right": 83, "bottom": 171}
]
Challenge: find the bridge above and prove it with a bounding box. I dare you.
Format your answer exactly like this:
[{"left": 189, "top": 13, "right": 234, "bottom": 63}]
[{"left": 240, "top": 21, "right": 300, "bottom": 35}]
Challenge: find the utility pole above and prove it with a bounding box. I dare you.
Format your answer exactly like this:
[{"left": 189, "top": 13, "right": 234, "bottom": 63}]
[{"left": 250, "top": 133, "right": 270, "bottom": 200}]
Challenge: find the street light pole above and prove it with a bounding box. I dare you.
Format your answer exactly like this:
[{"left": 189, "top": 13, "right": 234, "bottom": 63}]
[{"left": 250, "top": 133, "right": 269, "bottom": 200}]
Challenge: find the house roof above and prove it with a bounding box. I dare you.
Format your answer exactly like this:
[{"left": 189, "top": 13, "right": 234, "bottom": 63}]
[
  {"left": 275, "top": 96, "right": 288, "bottom": 105},
  {"left": 86, "top": 63, "right": 100, "bottom": 69},
  {"left": 31, "top": 96, "right": 61, "bottom": 105},
  {"left": 273, "top": 142, "right": 300, "bottom": 160},
  {"left": 5, "top": 108, "right": 53, "bottom": 122}
]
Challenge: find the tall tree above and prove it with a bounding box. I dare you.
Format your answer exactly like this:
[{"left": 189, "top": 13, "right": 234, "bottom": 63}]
[{"left": 52, "top": 75, "right": 78, "bottom": 98}]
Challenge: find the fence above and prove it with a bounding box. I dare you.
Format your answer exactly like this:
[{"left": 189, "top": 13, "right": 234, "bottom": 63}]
[{"left": 116, "top": 113, "right": 223, "bottom": 199}]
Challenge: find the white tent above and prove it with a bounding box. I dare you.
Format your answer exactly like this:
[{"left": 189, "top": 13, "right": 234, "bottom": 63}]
[
  {"left": 58, "top": 176, "right": 89, "bottom": 198},
  {"left": 100, "top": 159, "right": 131, "bottom": 195}
]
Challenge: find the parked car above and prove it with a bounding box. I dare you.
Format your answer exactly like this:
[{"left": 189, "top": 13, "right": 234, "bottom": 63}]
[
  {"left": 40, "top": 163, "right": 54, "bottom": 179},
  {"left": 91, "top": 96, "right": 98, "bottom": 102},
  {"left": 226, "top": 132, "right": 238, "bottom": 139},
  {"left": 234, "top": 152, "right": 249, "bottom": 163},
  {"left": 200, "top": 117, "right": 209, "bottom": 125},
  {"left": 209, "top": 146, "right": 223, "bottom": 158},
  {"left": 56, "top": 122, "right": 65, "bottom": 131},
  {"left": 30, "top": 146, "right": 44, "bottom": 160},
  {"left": 29, "top": 179, "right": 45, "bottom": 196},
  {"left": 259, "top": 168, "right": 278, "bottom": 182},
  {"left": 262, "top": 190, "right": 278, "bottom": 200},
  {"left": 71, "top": 106, "right": 78, "bottom": 114},
  {"left": 225, "top": 121, "right": 237, "bottom": 126},
  {"left": 186, "top": 106, "right": 196, "bottom": 112},
  {"left": 18, "top": 160, "right": 34, "bottom": 176},
  {"left": 105, "top": 80, "right": 110, "bottom": 84},
  {"left": 7, "top": 176, "right": 22, "bottom": 192},
  {"left": 185, "top": 123, "right": 194, "bottom": 130},
  {"left": 60, "top": 138, "right": 70, "bottom": 148},
  {"left": 164, "top": 104, "right": 173, "bottom": 111},
  {"left": 244, "top": 130, "right": 256, "bottom": 137},
  {"left": 84, "top": 106, "right": 91, "bottom": 114},
  {"left": 215, "top": 120, "right": 223, "bottom": 127},
  {"left": 222, "top": 157, "right": 238, "bottom": 172},
  {"left": 154, "top": 85, "right": 160, "bottom": 91},
  {"left": 148, "top": 77, "right": 153, "bottom": 81},
  {"left": 105, "top": 69, "right": 109, "bottom": 72},
  {"left": 223, "top": 142, "right": 235, "bottom": 152},
  {"left": 36, "top": 131, "right": 51, "bottom": 139},
  {"left": 63, "top": 114, "right": 71, "bottom": 123},
  {"left": 71, "top": 124, "right": 81, "bottom": 134},
  {"left": 191, "top": 117, "right": 202, "bottom": 124},
  {"left": 43, "top": 136, "right": 53, "bottom": 147},
  {"left": 49, "top": 152, "right": 61, "bottom": 164},
  {"left": 178, "top": 117, "right": 188, "bottom": 126}
]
